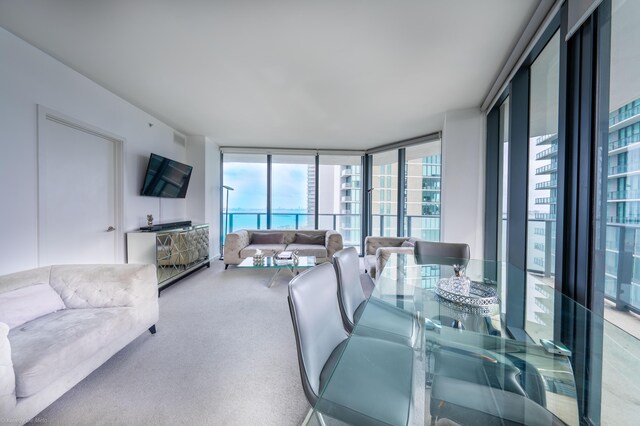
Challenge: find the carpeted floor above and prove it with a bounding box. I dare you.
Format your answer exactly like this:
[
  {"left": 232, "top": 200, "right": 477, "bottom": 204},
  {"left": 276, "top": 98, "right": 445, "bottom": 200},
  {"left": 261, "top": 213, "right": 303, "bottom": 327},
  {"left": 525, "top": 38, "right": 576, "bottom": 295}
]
[{"left": 31, "top": 260, "right": 310, "bottom": 426}]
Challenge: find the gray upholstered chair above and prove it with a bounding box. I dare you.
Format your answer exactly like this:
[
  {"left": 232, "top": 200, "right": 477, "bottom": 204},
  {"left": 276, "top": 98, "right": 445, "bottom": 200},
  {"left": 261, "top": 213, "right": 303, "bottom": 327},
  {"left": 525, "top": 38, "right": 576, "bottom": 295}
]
[
  {"left": 333, "top": 247, "right": 418, "bottom": 347},
  {"left": 414, "top": 241, "right": 470, "bottom": 266},
  {"left": 288, "top": 263, "right": 414, "bottom": 426},
  {"left": 430, "top": 345, "right": 562, "bottom": 425}
]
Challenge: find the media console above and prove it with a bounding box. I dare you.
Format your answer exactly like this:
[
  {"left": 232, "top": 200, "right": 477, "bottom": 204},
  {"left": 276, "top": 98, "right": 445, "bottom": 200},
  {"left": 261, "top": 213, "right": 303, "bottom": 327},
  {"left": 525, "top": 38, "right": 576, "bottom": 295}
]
[{"left": 126, "top": 223, "right": 210, "bottom": 290}]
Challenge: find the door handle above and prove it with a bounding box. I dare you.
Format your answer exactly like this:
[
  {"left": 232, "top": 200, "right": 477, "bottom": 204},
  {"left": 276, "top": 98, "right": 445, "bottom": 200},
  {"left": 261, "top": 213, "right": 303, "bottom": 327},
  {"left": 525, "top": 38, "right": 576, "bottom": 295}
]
[{"left": 106, "top": 226, "right": 115, "bottom": 232}]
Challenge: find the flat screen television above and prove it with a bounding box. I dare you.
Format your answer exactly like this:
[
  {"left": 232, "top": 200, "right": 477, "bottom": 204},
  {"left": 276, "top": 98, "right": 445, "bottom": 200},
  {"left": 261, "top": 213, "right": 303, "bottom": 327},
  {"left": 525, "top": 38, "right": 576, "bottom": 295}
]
[{"left": 140, "top": 153, "right": 193, "bottom": 198}]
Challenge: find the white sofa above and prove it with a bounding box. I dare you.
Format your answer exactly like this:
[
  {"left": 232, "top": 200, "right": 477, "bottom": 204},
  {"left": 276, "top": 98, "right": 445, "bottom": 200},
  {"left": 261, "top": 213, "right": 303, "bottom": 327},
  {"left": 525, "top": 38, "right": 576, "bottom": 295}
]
[
  {"left": 0, "top": 264, "right": 158, "bottom": 424},
  {"left": 223, "top": 229, "right": 343, "bottom": 267}
]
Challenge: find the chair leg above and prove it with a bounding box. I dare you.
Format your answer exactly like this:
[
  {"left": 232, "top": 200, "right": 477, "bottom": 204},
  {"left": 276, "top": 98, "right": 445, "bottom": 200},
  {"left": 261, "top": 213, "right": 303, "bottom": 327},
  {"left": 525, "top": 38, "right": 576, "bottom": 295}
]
[
  {"left": 149, "top": 325, "right": 157, "bottom": 334},
  {"left": 314, "top": 411, "right": 327, "bottom": 426}
]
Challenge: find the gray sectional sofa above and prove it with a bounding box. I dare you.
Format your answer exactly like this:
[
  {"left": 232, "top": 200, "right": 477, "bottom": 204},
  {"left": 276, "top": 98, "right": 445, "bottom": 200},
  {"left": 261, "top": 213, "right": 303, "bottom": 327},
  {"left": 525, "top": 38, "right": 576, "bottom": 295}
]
[
  {"left": 223, "top": 229, "right": 343, "bottom": 267},
  {"left": 0, "top": 264, "right": 158, "bottom": 424}
]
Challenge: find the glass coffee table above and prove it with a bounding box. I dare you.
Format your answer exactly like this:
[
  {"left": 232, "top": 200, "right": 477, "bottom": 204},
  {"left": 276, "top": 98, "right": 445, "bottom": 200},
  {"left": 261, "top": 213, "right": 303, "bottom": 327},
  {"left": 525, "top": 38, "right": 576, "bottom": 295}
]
[{"left": 237, "top": 256, "right": 316, "bottom": 288}]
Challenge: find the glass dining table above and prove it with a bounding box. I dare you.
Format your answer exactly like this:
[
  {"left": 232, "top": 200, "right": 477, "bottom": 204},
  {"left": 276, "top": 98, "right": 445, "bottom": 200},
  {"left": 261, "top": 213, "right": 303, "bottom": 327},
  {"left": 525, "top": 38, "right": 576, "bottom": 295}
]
[{"left": 306, "top": 254, "right": 585, "bottom": 426}]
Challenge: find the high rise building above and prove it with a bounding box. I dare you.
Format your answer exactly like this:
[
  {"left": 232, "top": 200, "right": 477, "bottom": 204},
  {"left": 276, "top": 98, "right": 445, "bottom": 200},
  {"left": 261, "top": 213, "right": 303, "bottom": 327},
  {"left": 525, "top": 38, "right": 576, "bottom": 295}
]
[
  {"left": 339, "top": 164, "right": 361, "bottom": 248},
  {"left": 371, "top": 154, "right": 441, "bottom": 240},
  {"left": 531, "top": 97, "right": 640, "bottom": 328},
  {"left": 604, "top": 98, "right": 640, "bottom": 310}
]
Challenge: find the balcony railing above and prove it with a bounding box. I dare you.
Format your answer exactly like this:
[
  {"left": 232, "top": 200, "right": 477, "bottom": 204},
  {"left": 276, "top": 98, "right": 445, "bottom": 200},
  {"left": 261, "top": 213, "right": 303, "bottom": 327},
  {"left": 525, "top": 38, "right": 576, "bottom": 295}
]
[
  {"left": 341, "top": 182, "right": 359, "bottom": 190},
  {"left": 536, "top": 180, "right": 557, "bottom": 190},
  {"left": 535, "top": 162, "right": 558, "bottom": 175},
  {"left": 536, "top": 145, "right": 558, "bottom": 160},
  {"left": 223, "top": 212, "right": 362, "bottom": 247},
  {"left": 608, "top": 216, "right": 640, "bottom": 225},
  {"left": 370, "top": 214, "right": 441, "bottom": 239},
  {"left": 608, "top": 162, "right": 640, "bottom": 175},
  {"left": 603, "top": 224, "right": 640, "bottom": 313},
  {"left": 535, "top": 133, "right": 558, "bottom": 146},
  {"left": 340, "top": 167, "right": 360, "bottom": 177},
  {"left": 535, "top": 196, "right": 557, "bottom": 205},
  {"left": 608, "top": 190, "right": 640, "bottom": 201},
  {"left": 534, "top": 212, "right": 556, "bottom": 220},
  {"left": 222, "top": 212, "right": 444, "bottom": 250},
  {"left": 608, "top": 133, "right": 640, "bottom": 152},
  {"left": 609, "top": 105, "right": 640, "bottom": 127}
]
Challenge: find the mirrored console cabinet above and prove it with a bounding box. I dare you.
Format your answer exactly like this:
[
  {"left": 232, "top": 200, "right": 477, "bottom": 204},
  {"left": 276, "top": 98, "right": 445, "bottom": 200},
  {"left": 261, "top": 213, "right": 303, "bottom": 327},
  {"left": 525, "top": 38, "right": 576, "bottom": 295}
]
[{"left": 127, "top": 223, "right": 210, "bottom": 290}]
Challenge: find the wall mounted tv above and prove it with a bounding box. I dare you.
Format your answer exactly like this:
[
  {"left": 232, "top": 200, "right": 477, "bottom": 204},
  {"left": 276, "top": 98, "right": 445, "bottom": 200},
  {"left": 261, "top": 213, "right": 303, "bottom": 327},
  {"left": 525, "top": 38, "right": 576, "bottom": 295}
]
[{"left": 140, "top": 153, "right": 193, "bottom": 198}]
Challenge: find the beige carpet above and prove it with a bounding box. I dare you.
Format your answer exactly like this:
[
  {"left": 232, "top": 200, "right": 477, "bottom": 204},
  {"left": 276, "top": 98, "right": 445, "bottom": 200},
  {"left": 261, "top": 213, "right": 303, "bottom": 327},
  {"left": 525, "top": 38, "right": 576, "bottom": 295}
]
[{"left": 29, "top": 260, "right": 309, "bottom": 425}]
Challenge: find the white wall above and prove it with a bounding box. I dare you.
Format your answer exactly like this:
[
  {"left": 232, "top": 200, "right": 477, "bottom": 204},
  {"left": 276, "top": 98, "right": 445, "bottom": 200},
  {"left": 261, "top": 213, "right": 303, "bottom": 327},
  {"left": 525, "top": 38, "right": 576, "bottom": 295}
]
[
  {"left": 186, "top": 135, "right": 221, "bottom": 258},
  {"left": 0, "top": 27, "right": 207, "bottom": 274},
  {"left": 441, "top": 108, "right": 486, "bottom": 259}
]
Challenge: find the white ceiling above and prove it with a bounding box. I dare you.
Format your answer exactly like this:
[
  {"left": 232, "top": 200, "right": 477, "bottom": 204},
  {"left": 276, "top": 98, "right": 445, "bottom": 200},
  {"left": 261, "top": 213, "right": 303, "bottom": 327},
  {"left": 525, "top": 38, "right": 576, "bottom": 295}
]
[{"left": 0, "top": 0, "right": 540, "bottom": 150}]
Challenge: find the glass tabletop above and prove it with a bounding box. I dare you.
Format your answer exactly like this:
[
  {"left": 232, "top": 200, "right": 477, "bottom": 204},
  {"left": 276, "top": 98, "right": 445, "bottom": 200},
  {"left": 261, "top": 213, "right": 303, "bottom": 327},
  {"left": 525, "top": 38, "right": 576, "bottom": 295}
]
[
  {"left": 237, "top": 255, "right": 316, "bottom": 268},
  {"left": 307, "top": 254, "right": 640, "bottom": 426}
]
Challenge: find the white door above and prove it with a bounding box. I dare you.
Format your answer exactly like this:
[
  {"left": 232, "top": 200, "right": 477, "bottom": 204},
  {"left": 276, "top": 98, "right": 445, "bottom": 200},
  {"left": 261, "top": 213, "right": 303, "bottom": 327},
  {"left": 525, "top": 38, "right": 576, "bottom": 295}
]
[{"left": 38, "top": 112, "right": 120, "bottom": 265}]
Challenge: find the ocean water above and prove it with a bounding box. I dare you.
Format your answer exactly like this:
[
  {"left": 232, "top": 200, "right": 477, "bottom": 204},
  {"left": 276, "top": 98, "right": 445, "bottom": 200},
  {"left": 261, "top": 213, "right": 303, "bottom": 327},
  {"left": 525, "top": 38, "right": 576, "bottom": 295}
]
[{"left": 225, "top": 210, "right": 313, "bottom": 231}]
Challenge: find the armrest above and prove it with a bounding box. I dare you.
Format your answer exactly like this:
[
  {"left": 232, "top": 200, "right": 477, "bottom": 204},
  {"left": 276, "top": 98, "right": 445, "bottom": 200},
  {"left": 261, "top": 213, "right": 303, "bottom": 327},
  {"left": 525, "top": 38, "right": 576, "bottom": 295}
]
[
  {"left": 325, "top": 231, "right": 344, "bottom": 262},
  {"left": 0, "top": 322, "right": 16, "bottom": 415},
  {"left": 223, "top": 230, "right": 250, "bottom": 265},
  {"left": 376, "top": 247, "right": 415, "bottom": 279},
  {"left": 49, "top": 264, "right": 158, "bottom": 309},
  {"left": 364, "top": 236, "right": 408, "bottom": 255}
]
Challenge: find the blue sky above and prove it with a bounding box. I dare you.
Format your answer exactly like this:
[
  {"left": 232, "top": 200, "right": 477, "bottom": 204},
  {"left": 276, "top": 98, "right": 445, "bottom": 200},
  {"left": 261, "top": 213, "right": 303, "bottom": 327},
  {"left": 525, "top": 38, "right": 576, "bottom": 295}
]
[{"left": 223, "top": 162, "right": 308, "bottom": 212}]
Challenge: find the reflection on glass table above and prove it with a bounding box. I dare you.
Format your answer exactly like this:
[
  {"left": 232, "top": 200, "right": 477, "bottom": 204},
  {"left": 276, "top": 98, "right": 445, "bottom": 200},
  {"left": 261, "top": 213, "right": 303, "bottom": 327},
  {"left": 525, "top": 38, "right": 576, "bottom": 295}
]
[
  {"left": 237, "top": 255, "right": 315, "bottom": 288},
  {"left": 306, "top": 254, "right": 591, "bottom": 426}
]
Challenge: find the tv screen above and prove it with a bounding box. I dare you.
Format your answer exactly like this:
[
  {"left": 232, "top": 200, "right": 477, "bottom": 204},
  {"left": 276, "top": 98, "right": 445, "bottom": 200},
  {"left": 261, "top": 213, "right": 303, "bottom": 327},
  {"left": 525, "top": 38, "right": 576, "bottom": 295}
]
[{"left": 140, "top": 153, "right": 193, "bottom": 198}]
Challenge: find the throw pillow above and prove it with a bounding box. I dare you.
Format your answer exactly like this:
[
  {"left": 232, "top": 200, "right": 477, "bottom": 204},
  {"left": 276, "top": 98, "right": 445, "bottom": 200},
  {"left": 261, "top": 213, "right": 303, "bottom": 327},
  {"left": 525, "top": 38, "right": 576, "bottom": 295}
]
[
  {"left": 0, "top": 283, "right": 66, "bottom": 329},
  {"left": 401, "top": 240, "right": 415, "bottom": 248},
  {"left": 251, "top": 232, "right": 284, "bottom": 245},
  {"left": 294, "top": 233, "right": 325, "bottom": 245}
]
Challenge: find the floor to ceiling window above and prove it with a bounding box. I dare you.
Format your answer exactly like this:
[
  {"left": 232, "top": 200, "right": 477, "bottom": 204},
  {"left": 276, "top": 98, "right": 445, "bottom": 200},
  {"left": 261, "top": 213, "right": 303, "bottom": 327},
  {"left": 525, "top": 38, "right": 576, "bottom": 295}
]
[
  {"left": 270, "top": 155, "right": 316, "bottom": 230},
  {"left": 594, "top": 0, "right": 640, "bottom": 422},
  {"left": 318, "top": 155, "right": 362, "bottom": 251},
  {"left": 371, "top": 150, "right": 398, "bottom": 237},
  {"left": 221, "top": 151, "right": 363, "bottom": 247},
  {"left": 221, "top": 154, "right": 268, "bottom": 235},
  {"left": 598, "top": 0, "right": 640, "bottom": 332},
  {"left": 404, "top": 141, "right": 441, "bottom": 241},
  {"left": 525, "top": 30, "right": 560, "bottom": 343}
]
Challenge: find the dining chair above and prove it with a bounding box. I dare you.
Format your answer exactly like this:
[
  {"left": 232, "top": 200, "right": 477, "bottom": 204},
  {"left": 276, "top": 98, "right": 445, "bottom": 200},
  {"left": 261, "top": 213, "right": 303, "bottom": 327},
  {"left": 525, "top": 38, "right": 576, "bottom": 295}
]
[
  {"left": 288, "top": 263, "right": 415, "bottom": 426},
  {"left": 429, "top": 342, "right": 557, "bottom": 425},
  {"left": 333, "top": 247, "right": 418, "bottom": 347},
  {"left": 413, "top": 241, "right": 470, "bottom": 266}
]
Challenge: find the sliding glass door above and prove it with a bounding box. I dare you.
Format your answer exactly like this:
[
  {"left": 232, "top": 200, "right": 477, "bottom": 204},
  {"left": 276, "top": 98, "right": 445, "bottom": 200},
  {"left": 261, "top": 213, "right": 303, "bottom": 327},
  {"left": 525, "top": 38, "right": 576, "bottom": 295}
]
[
  {"left": 593, "top": 0, "right": 640, "bottom": 422},
  {"left": 525, "top": 31, "right": 560, "bottom": 343}
]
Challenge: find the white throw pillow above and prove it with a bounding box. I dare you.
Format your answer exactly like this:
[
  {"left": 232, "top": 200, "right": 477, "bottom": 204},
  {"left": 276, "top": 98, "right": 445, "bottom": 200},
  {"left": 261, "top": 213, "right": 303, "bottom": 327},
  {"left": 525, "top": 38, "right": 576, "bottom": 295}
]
[{"left": 0, "top": 283, "right": 66, "bottom": 329}]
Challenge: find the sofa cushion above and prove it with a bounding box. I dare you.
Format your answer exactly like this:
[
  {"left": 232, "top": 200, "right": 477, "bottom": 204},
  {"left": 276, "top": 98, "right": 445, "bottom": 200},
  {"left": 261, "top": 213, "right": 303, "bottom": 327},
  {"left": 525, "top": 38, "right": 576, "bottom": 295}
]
[
  {"left": 285, "top": 243, "right": 327, "bottom": 259},
  {"left": 294, "top": 233, "right": 325, "bottom": 245},
  {"left": 0, "top": 283, "right": 65, "bottom": 329},
  {"left": 250, "top": 232, "right": 284, "bottom": 244},
  {"left": 240, "top": 244, "right": 287, "bottom": 258},
  {"left": 9, "top": 307, "right": 135, "bottom": 398},
  {"left": 401, "top": 240, "right": 415, "bottom": 248}
]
